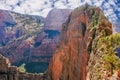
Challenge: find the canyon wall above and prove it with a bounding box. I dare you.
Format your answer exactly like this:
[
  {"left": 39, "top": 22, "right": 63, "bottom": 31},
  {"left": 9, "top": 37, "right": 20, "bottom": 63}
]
[
  {"left": 45, "top": 5, "right": 113, "bottom": 80},
  {"left": 0, "top": 54, "right": 44, "bottom": 80},
  {"left": 1, "top": 4, "right": 120, "bottom": 80},
  {"left": 0, "top": 9, "right": 71, "bottom": 73}
]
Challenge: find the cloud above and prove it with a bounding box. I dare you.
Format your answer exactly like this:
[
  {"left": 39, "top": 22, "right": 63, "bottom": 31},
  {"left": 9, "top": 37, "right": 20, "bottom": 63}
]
[
  {"left": 5, "top": 0, "right": 19, "bottom": 5},
  {"left": 0, "top": 0, "right": 119, "bottom": 23},
  {"left": 54, "top": 1, "right": 67, "bottom": 9}
]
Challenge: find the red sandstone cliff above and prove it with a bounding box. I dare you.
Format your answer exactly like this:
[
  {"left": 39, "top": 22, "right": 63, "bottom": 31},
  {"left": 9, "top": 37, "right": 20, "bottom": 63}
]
[
  {"left": 45, "top": 5, "right": 112, "bottom": 80},
  {"left": 0, "top": 4, "right": 115, "bottom": 80}
]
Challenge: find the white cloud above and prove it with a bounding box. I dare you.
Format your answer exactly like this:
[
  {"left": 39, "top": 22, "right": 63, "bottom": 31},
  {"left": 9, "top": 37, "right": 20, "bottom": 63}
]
[
  {"left": 0, "top": 0, "right": 119, "bottom": 24},
  {"left": 13, "top": 6, "right": 25, "bottom": 14},
  {"left": 54, "top": 1, "right": 67, "bottom": 9},
  {"left": 31, "top": 8, "right": 53, "bottom": 17},
  {"left": 5, "top": 0, "right": 19, "bottom": 5},
  {"left": 104, "top": 3, "right": 111, "bottom": 9},
  {"left": 118, "top": 8, "right": 120, "bottom": 11},
  {"left": 109, "top": 1, "right": 116, "bottom": 6}
]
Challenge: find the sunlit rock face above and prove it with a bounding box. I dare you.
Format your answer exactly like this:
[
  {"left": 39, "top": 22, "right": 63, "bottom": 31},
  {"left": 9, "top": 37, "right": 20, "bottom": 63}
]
[
  {"left": 46, "top": 5, "right": 112, "bottom": 80},
  {"left": 0, "top": 4, "right": 118, "bottom": 80}
]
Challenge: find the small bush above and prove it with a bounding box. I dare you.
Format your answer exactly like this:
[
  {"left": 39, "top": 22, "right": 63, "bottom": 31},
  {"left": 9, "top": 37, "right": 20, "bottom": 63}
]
[{"left": 18, "top": 63, "right": 26, "bottom": 72}]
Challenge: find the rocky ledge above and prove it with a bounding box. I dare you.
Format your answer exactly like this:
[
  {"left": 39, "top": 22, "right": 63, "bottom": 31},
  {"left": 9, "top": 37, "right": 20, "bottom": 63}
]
[{"left": 0, "top": 54, "right": 44, "bottom": 80}]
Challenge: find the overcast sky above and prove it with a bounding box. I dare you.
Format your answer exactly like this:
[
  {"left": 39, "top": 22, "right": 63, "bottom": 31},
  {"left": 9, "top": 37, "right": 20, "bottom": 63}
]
[{"left": 0, "top": 0, "right": 119, "bottom": 23}]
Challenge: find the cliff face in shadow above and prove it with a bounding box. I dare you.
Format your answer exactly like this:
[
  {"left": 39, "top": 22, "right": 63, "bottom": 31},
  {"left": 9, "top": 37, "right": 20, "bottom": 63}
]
[{"left": 45, "top": 5, "right": 112, "bottom": 80}]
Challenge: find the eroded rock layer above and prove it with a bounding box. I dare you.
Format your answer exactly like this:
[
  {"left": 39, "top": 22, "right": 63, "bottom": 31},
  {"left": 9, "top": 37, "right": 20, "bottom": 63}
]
[
  {"left": 0, "top": 9, "right": 71, "bottom": 73},
  {"left": 1, "top": 4, "right": 119, "bottom": 80},
  {"left": 46, "top": 5, "right": 112, "bottom": 80},
  {"left": 0, "top": 54, "right": 44, "bottom": 80},
  {"left": 0, "top": 10, "right": 44, "bottom": 65}
]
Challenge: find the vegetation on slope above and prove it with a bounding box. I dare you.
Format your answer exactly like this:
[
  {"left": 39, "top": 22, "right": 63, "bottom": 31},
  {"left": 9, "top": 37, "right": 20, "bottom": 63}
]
[
  {"left": 87, "top": 12, "right": 120, "bottom": 79},
  {"left": 98, "top": 33, "right": 120, "bottom": 76}
]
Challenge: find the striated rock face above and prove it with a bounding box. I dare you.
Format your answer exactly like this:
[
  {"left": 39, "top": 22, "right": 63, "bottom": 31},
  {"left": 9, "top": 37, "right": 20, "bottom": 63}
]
[
  {"left": 1, "top": 4, "right": 119, "bottom": 80},
  {"left": 0, "top": 10, "right": 15, "bottom": 44},
  {"left": 0, "top": 54, "right": 43, "bottom": 80},
  {"left": 0, "top": 9, "right": 71, "bottom": 73},
  {"left": 28, "top": 9, "right": 72, "bottom": 73},
  {"left": 45, "top": 5, "right": 112, "bottom": 80},
  {"left": 30, "top": 9, "right": 71, "bottom": 63},
  {"left": 0, "top": 9, "right": 44, "bottom": 65}
]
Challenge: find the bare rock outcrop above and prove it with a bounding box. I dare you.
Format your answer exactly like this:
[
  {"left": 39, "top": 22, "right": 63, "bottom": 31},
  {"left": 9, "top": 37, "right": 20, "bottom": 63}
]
[
  {"left": 0, "top": 54, "right": 43, "bottom": 80},
  {"left": 45, "top": 5, "right": 112, "bottom": 80}
]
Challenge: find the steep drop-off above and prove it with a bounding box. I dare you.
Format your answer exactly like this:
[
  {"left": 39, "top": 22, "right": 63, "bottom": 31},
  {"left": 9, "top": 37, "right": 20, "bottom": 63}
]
[
  {"left": 87, "top": 33, "right": 120, "bottom": 80},
  {"left": 0, "top": 54, "right": 44, "bottom": 80},
  {"left": 1, "top": 4, "right": 119, "bottom": 80},
  {"left": 45, "top": 5, "right": 112, "bottom": 80}
]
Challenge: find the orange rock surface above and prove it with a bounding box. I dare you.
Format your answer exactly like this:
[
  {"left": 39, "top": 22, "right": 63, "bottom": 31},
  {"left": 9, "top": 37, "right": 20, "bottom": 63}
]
[{"left": 45, "top": 5, "right": 112, "bottom": 80}]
